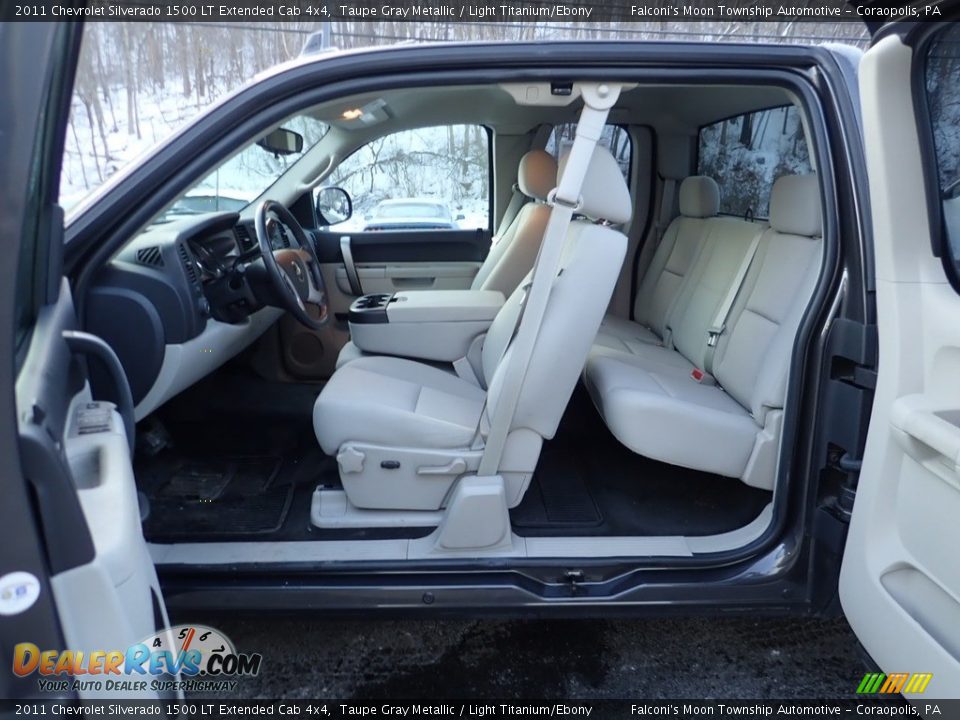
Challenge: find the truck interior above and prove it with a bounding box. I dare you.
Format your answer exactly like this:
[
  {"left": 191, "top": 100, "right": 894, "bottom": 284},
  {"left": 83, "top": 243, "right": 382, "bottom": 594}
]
[{"left": 79, "top": 77, "right": 831, "bottom": 566}]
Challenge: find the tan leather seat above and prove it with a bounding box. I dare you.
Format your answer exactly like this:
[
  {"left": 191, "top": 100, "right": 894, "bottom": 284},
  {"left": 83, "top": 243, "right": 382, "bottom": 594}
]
[{"left": 470, "top": 149, "right": 557, "bottom": 295}]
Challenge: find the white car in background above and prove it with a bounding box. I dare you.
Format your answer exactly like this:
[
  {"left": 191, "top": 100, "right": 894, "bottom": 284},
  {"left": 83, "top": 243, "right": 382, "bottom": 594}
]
[{"left": 361, "top": 198, "right": 463, "bottom": 231}]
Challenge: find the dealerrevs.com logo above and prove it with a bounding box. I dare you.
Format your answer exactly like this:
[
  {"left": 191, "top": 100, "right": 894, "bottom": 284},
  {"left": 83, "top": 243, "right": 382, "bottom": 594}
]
[{"left": 12, "top": 624, "right": 262, "bottom": 694}]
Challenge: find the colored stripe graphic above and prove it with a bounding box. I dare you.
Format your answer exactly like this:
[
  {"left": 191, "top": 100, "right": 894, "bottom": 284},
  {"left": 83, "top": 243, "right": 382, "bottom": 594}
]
[
  {"left": 880, "top": 673, "right": 909, "bottom": 694},
  {"left": 857, "top": 673, "right": 885, "bottom": 694},
  {"left": 904, "top": 674, "right": 933, "bottom": 693},
  {"left": 857, "top": 672, "right": 933, "bottom": 694}
]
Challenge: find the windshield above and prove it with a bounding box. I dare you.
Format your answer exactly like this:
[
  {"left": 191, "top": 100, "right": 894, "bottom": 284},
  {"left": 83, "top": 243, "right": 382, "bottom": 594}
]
[{"left": 154, "top": 115, "right": 328, "bottom": 224}]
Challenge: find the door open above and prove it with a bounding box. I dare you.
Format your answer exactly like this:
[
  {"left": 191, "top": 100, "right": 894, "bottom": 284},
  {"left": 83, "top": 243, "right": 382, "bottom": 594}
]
[
  {"left": 842, "top": 18, "right": 960, "bottom": 698},
  {"left": 1, "top": 22, "right": 173, "bottom": 700}
]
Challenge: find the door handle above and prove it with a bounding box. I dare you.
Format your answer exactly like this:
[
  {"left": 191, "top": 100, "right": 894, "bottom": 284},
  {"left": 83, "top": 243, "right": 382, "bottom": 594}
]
[
  {"left": 340, "top": 236, "right": 363, "bottom": 296},
  {"left": 890, "top": 395, "right": 960, "bottom": 482},
  {"left": 62, "top": 330, "right": 135, "bottom": 454}
]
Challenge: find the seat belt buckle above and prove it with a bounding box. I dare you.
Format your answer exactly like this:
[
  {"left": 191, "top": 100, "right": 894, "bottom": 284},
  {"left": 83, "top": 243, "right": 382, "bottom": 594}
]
[
  {"left": 661, "top": 328, "right": 673, "bottom": 349},
  {"left": 691, "top": 368, "right": 716, "bottom": 385},
  {"left": 706, "top": 325, "right": 724, "bottom": 348}
]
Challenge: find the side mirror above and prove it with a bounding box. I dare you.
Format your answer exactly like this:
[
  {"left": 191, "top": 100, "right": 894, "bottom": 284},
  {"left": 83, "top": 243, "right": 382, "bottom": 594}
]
[
  {"left": 315, "top": 186, "right": 353, "bottom": 226},
  {"left": 257, "top": 128, "right": 304, "bottom": 156},
  {"left": 455, "top": 213, "right": 466, "bottom": 221}
]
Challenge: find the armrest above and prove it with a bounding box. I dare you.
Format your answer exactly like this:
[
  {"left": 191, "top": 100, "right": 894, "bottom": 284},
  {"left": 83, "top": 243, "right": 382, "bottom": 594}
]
[
  {"left": 348, "top": 290, "right": 505, "bottom": 362},
  {"left": 386, "top": 290, "right": 504, "bottom": 323}
]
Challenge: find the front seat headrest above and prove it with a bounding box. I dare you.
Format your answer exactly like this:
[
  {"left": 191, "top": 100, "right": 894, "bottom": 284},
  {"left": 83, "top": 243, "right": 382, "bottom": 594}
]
[
  {"left": 678, "top": 176, "right": 720, "bottom": 218},
  {"left": 518, "top": 150, "right": 558, "bottom": 201},
  {"left": 557, "top": 146, "right": 632, "bottom": 225},
  {"left": 769, "top": 173, "right": 822, "bottom": 237}
]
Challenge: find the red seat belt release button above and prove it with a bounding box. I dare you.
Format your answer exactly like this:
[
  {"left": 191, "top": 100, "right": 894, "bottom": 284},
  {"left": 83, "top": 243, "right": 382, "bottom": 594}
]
[{"left": 691, "top": 368, "right": 705, "bottom": 382}]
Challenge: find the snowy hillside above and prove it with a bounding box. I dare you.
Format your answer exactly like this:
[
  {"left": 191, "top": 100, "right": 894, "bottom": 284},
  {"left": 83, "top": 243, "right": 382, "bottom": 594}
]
[{"left": 699, "top": 105, "right": 811, "bottom": 218}]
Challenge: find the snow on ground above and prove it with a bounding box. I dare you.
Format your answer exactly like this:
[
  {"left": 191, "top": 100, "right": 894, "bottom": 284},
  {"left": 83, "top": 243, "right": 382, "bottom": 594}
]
[{"left": 61, "top": 86, "right": 213, "bottom": 209}]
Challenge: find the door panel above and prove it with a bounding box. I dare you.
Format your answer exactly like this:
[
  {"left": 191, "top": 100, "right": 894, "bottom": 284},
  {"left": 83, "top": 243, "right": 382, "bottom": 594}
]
[
  {"left": 335, "top": 261, "right": 481, "bottom": 294},
  {"left": 17, "top": 282, "right": 173, "bottom": 699},
  {"left": 841, "top": 27, "right": 960, "bottom": 697},
  {"left": 314, "top": 227, "right": 490, "bottom": 261},
  {"left": 3, "top": 21, "right": 174, "bottom": 699},
  {"left": 323, "top": 228, "right": 488, "bottom": 296}
]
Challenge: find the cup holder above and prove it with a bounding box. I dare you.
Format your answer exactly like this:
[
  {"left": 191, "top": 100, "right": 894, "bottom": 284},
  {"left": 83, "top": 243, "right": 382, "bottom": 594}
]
[
  {"left": 349, "top": 293, "right": 394, "bottom": 324},
  {"left": 354, "top": 293, "right": 392, "bottom": 310}
]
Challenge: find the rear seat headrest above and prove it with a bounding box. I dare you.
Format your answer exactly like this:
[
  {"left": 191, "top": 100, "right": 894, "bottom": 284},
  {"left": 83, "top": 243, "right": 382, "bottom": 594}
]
[
  {"left": 557, "top": 146, "right": 632, "bottom": 225},
  {"left": 769, "top": 173, "right": 822, "bottom": 237},
  {"left": 679, "top": 176, "right": 720, "bottom": 218},
  {"left": 518, "top": 150, "right": 558, "bottom": 201}
]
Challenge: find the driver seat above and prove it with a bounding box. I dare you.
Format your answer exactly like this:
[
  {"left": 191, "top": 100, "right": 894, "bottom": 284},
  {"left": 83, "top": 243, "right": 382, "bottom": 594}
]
[{"left": 313, "top": 147, "right": 631, "bottom": 511}]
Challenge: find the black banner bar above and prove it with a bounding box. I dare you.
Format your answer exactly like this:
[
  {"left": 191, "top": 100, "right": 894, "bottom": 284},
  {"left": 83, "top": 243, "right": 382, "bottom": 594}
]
[
  {"left": 1, "top": 0, "right": 950, "bottom": 23},
  {"left": 1, "top": 699, "right": 956, "bottom": 718}
]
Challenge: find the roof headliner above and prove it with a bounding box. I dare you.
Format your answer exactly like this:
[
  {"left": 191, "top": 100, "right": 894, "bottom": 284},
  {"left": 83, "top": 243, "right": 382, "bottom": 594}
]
[{"left": 312, "top": 83, "right": 793, "bottom": 140}]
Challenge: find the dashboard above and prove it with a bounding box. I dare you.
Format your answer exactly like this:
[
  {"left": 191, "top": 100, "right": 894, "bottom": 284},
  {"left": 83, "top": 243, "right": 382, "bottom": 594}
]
[{"left": 85, "top": 211, "right": 294, "bottom": 413}]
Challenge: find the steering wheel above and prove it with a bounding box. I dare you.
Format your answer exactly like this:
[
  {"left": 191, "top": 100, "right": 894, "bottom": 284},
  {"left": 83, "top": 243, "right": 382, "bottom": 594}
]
[{"left": 255, "top": 199, "right": 329, "bottom": 330}]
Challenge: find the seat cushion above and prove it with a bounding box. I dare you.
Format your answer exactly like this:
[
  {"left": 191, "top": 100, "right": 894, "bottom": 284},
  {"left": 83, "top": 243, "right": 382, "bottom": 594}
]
[
  {"left": 594, "top": 315, "right": 661, "bottom": 354},
  {"left": 584, "top": 352, "right": 759, "bottom": 479},
  {"left": 313, "top": 355, "right": 486, "bottom": 455},
  {"left": 335, "top": 340, "right": 367, "bottom": 369}
]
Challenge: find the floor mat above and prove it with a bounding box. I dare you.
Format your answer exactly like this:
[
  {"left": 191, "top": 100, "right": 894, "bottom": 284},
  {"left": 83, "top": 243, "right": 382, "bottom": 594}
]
[
  {"left": 510, "top": 386, "right": 772, "bottom": 537},
  {"left": 142, "top": 456, "right": 293, "bottom": 539},
  {"left": 510, "top": 450, "right": 602, "bottom": 529}
]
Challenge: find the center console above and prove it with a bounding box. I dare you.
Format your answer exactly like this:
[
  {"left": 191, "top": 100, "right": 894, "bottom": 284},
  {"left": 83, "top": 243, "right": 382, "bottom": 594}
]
[{"left": 348, "top": 290, "right": 504, "bottom": 362}]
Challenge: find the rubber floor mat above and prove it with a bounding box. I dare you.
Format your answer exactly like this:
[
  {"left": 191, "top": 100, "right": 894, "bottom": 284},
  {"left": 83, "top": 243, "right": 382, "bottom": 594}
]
[
  {"left": 142, "top": 456, "right": 292, "bottom": 539},
  {"left": 511, "top": 451, "right": 602, "bottom": 529}
]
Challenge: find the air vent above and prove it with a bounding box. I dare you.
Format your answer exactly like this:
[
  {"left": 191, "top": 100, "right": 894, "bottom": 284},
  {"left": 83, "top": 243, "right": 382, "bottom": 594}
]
[
  {"left": 234, "top": 223, "right": 254, "bottom": 250},
  {"left": 177, "top": 243, "right": 199, "bottom": 286},
  {"left": 135, "top": 246, "right": 164, "bottom": 267}
]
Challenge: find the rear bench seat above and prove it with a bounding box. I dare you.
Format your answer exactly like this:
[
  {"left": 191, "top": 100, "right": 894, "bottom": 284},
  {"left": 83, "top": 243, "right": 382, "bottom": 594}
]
[
  {"left": 595, "top": 176, "right": 720, "bottom": 352},
  {"left": 584, "top": 174, "right": 823, "bottom": 490}
]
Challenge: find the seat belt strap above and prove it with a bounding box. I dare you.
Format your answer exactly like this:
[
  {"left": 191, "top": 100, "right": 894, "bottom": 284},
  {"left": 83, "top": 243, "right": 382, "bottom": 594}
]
[
  {"left": 478, "top": 83, "right": 621, "bottom": 478},
  {"left": 703, "top": 231, "right": 763, "bottom": 375},
  {"left": 486, "top": 279, "right": 533, "bottom": 380},
  {"left": 655, "top": 177, "right": 677, "bottom": 242},
  {"left": 632, "top": 176, "right": 676, "bottom": 322},
  {"left": 453, "top": 357, "right": 481, "bottom": 387},
  {"left": 496, "top": 183, "right": 526, "bottom": 239}
]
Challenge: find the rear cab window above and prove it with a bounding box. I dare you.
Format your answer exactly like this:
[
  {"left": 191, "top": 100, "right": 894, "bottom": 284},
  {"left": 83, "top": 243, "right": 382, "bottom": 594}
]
[
  {"left": 698, "top": 106, "right": 812, "bottom": 218},
  {"left": 546, "top": 123, "right": 632, "bottom": 185}
]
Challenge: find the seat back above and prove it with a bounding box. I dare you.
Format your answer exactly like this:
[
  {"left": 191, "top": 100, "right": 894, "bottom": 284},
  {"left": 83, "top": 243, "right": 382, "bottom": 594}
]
[
  {"left": 480, "top": 147, "right": 631, "bottom": 440},
  {"left": 471, "top": 150, "right": 558, "bottom": 296},
  {"left": 713, "top": 173, "right": 823, "bottom": 423},
  {"left": 667, "top": 215, "right": 766, "bottom": 369},
  {"left": 632, "top": 176, "right": 719, "bottom": 336}
]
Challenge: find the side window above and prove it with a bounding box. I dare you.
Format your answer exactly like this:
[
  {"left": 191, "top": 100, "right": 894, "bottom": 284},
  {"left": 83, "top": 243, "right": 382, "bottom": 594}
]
[
  {"left": 923, "top": 24, "right": 960, "bottom": 274},
  {"left": 326, "top": 125, "right": 490, "bottom": 232},
  {"left": 546, "top": 124, "right": 632, "bottom": 184},
  {"left": 698, "top": 106, "right": 812, "bottom": 218}
]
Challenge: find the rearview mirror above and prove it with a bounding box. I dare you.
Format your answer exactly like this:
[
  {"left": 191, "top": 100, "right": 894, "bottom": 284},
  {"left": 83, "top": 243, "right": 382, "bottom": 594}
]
[
  {"left": 257, "top": 128, "right": 304, "bottom": 156},
  {"left": 315, "top": 186, "right": 353, "bottom": 226}
]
